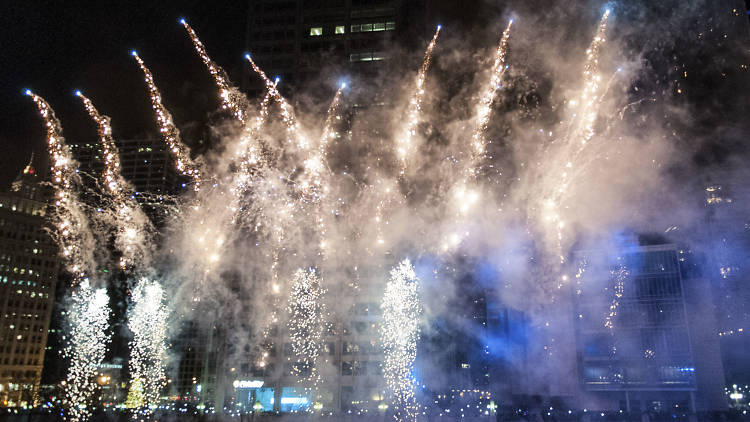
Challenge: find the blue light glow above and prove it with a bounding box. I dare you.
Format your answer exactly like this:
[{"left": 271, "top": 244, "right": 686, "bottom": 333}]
[{"left": 131, "top": 50, "right": 138, "bottom": 57}]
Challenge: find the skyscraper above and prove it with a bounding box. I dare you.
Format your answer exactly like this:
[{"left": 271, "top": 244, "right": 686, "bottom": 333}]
[
  {"left": 243, "top": 0, "right": 428, "bottom": 93},
  {"left": 0, "top": 159, "right": 61, "bottom": 408}
]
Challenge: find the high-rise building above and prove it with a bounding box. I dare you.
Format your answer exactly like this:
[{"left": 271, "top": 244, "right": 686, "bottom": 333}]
[
  {"left": 572, "top": 237, "right": 726, "bottom": 413},
  {"left": 703, "top": 181, "right": 750, "bottom": 391},
  {"left": 243, "top": 0, "right": 430, "bottom": 93},
  {"left": 69, "top": 137, "right": 185, "bottom": 225},
  {"left": 0, "top": 159, "right": 61, "bottom": 408}
]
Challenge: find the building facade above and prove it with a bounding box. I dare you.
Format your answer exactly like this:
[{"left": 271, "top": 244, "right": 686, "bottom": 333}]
[
  {"left": 572, "top": 239, "right": 726, "bottom": 412},
  {"left": 0, "top": 160, "right": 61, "bottom": 407}
]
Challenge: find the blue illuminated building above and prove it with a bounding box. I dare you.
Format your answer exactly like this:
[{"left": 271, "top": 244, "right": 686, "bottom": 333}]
[{"left": 572, "top": 235, "right": 726, "bottom": 412}]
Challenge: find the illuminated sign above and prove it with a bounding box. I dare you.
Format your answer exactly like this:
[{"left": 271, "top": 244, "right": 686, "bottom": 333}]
[
  {"left": 281, "top": 397, "right": 308, "bottom": 405},
  {"left": 233, "top": 380, "right": 264, "bottom": 389}
]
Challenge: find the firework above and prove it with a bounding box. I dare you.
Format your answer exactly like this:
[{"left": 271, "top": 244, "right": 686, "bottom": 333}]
[
  {"left": 127, "top": 278, "right": 169, "bottom": 413},
  {"left": 605, "top": 260, "right": 628, "bottom": 332},
  {"left": 287, "top": 268, "right": 327, "bottom": 388},
  {"left": 63, "top": 281, "right": 111, "bottom": 422},
  {"left": 26, "top": 91, "right": 96, "bottom": 281},
  {"left": 396, "top": 25, "right": 441, "bottom": 173},
  {"left": 542, "top": 10, "right": 610, "bottom": 262},
  {"left": 181, "top": 19, "right": 249, "bottom": 124},
  {"left": 76, "top": 91, "right": 154, "bottom": 270},
  {"left": 245, "top": 54, "right": 308, "bottom": 150},
  {"left": 468, "top": 19, "right": 512, "bottom": 177},
  {"left": 380, "top": 259, "right": 421, "bottom": 421},
  {"left": 131, "top": 51, "right": 203, "bottom": 190}
]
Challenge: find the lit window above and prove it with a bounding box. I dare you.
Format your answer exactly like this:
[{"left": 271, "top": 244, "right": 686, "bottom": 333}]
[
  {"left": 373, "top": 22, "right": 385, "bottom": 31},
  {"left": 335, "top": 25, "right": 345, "bottom": 34},
  {"left": 350, "top": 24, "right": 360, "bottom": 32},
  {"left": 309, "top": 27, "right": 323, "bottom": 36},
  {"left": 361, "top": 23, "right": 373, "bottom": 32},
  {"left": 386, "top": 21, "right": 396, "bottom": 30}
]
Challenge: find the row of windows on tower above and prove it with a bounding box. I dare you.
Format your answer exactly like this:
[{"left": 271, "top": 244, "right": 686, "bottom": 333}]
[{"left": 309, "top": 21, "right": 396, "bottom": 36}]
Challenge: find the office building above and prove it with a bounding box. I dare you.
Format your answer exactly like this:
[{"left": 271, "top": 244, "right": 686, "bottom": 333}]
[
  {"left": 0, "top": 159, "right": 61, "bottom": 408},
  {"left": 243, "top": 0, "right": 434, "bottom": 93},
  {"left": 69, "top": 137, "right": 185, "bottom": 225},
  {"left": 703, "top": 181, "right": 750, "bottom": 389},
  {"left": 572, "top": 237, "right": 726, "bottom": 412}
]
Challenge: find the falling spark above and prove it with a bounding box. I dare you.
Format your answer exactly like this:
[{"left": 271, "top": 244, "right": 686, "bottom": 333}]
[
  {"left": 245, "top": 54, "right": 308, "bottom": 150},
  {"left": 63, "top": 281, "right": 111, "bottom": 422},
  {"left": 468, "top": 19, "right": 512, "bottom": 177},
  {"left": 302, "top": 84, "right": 345, "bottom": 258},
  {"left": 397, "top": 25, "right": 441, "bottom": 172},
  {"left": 381, "top": 259, "right": 421, "bottom": 421},
  {"left": 26, "top": 91, "right": 95, "bottom": 281},
  {"left": 181, "top": 19, "right": 249, "bottom": 123},
  {"left": 605, "top": 260, "right": 628, "bottom": 332},
  {"left": 287, "top": 268, "right": 327, "bottom": 387},
  {"left": 76, "top": 92, "right": 154, "bottom": 270},
  {"left": 128, "top": 278, "right": 169, "bottom": 414},
  {"left": 543, "top": 10, "right": 610, "bottom": 262},
  {"left": 131, "top": 51, "right": 203, "bottom": 190}
]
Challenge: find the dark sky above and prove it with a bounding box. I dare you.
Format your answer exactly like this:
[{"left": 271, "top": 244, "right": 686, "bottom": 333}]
[{"left": 0, "top": 1, "right": 249, "bottom": 187}]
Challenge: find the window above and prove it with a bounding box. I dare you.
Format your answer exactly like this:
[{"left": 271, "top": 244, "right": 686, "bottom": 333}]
[
  {"left": 335, "top": 25, "right": 345, "bottom": 34},
  {"left": 373, "top": 22, "right": 385, "bottom": 31},
  {"left": 386, "top": 21, "right": 396, "bottom": 30},
  {"left": 350, "top": 24, "right": 361, "bottom": 32},
  {"left": 309, "top": 27, "right": 323, "bottom": 36},
  {"left": 361, "top": 23, "right": 373, "bottom": 32}
]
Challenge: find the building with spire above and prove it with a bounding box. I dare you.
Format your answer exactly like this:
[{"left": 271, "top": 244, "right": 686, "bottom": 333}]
[{"left": 0, "top": 157, "right": 61, "bottom": 408}]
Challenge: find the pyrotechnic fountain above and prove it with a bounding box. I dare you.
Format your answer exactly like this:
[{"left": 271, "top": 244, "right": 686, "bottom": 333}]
[{"left": 23, "top": 9, "right": 645, "bottom": 421}]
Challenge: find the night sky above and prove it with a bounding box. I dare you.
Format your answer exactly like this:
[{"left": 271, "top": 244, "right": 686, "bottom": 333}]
[
  {"left": 0, "top": 1, "right": 249, "bottom": 187},
  {"left": 2, "top": 1, "right": 748, "bottom": 188}
]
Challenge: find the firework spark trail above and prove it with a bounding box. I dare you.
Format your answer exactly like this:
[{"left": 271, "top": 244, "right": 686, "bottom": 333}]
[
  {"left": 26, "top": 91, "right": 96, "bottom": 281},
  {"left": 438, "top": 21, "right": 511, "bottom": 253},
  {"left": 128, "top": 279, "right": 169, "bottom": 413},
  {"left": 370, "top": 179, "right": 403, "bottom": 252},
  {"left": 181, "top": 19, "right": 249, "bottom": 124},
  {"left": 131, "top": 51, "right": 203, "bottom": 191},
  {"left": 605, "top": 260, "right": 628, "bottom": 333},
  {"left": 380, "top": 259, "right": 421, "bottom": 422},
  {"left": 287, "top": 268, "right": 327, "bottom": 391},
  {"left": 542, "top": 10, "right": 610, "bottom": 262},
  {"left": 304, "top": 84, "right": 345, "bottom": 257},
  {"left": 396, "top": 25, "right": 441, "bottom": 174},
  {"left": 76, "top": 91, "right": 155, "bottom": 270},
  {"left": 256, "top": 86, "right": 345, "bottom": 368},
  {"left": 245, "top": 54, "right": 310, "bottom": 150},
  {"left": 228, "top": 81, "right": 277, "bottom": 220},
  {"left": 63, "top": 281, "right": 111, "bottom": 422},
  {"left": 467, "top": 19, "right": 512, "bottom": 178}
]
